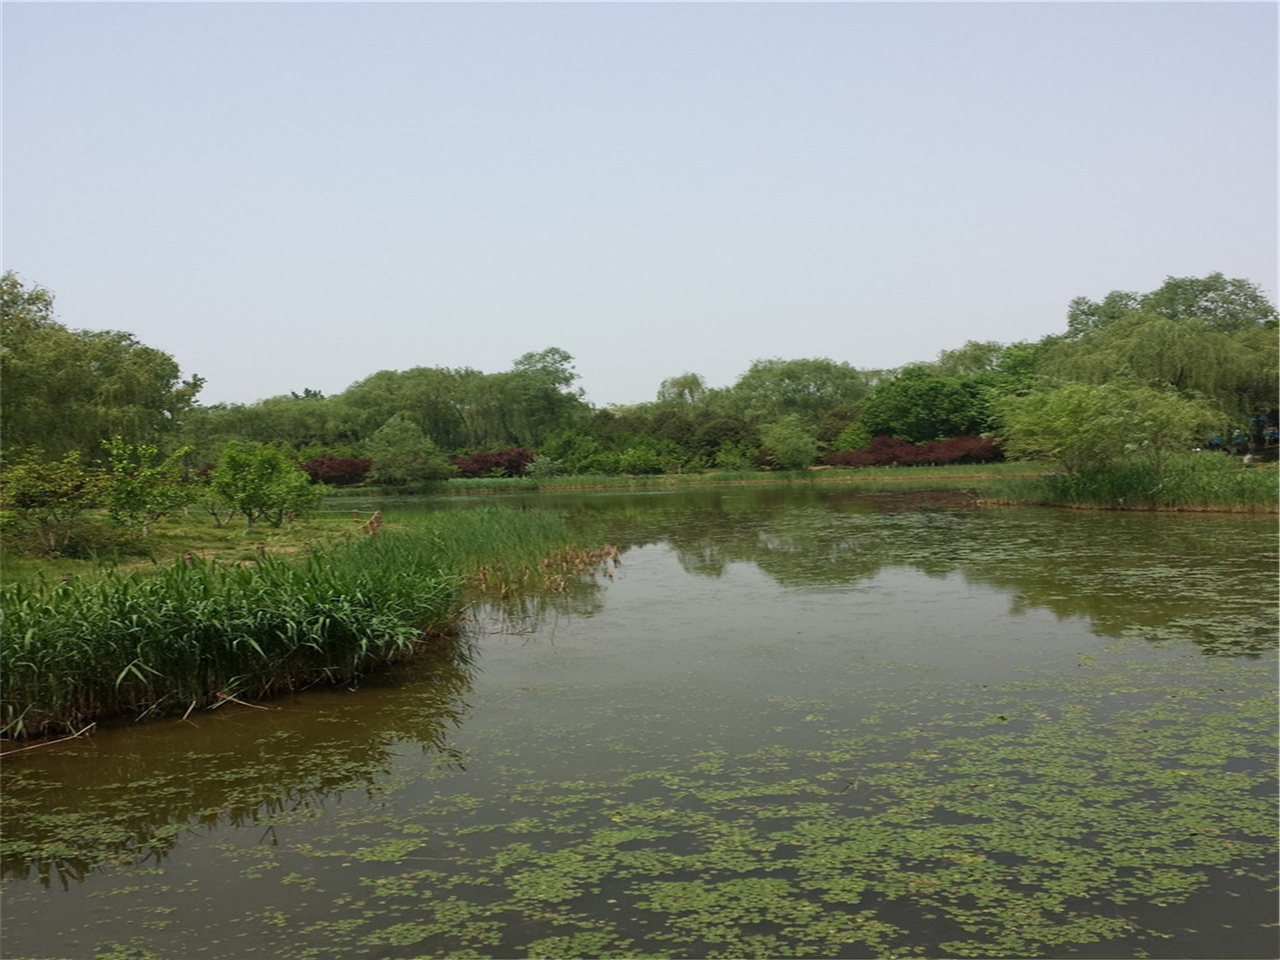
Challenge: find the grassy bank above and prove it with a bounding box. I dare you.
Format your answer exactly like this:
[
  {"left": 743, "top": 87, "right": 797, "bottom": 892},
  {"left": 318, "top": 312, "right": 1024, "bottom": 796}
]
[
  {"left": 334, "top": 461, "right": 1046, "bottom": 498},
  {"left": 989, "top": 454, "right": 1278, "bottom": 512},
  {"left": 0, "top": 508, "right": 580, "bottom": 739}
]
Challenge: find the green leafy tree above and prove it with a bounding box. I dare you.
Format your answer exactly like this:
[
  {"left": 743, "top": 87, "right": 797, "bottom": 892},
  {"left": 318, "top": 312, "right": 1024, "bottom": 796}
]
[
  {"left": 0, "top": 272, "right": 203, "bottom": 460},
  {"left": 996, "top": 383, "right": 1221, "bottom": 476},
  {"left": 365, "top": 416, "right": 456, "bottom": 484},
  {"left": 1065, "top": 289, "right": 1143, "bottom": 338},
  {"left": 0, "top": 451, "right": 106, "bottom": 554},
  {"left": 930, "top": 340, "right": 1008, "bottom": 378},
  {"left": 713, "top": 441, "right": 757, "bottom": 471},
  {"left": 512, "top": 347, "right": 578, "bottom": 390},
  {"left": 860, "top": 367, "right": 991, "bottom": 444},
  {"left": 538, "top": 430, "right": 602, "bottom": 475},
  {"left": 692, "top": 413, "right": 759, "bottom": 462},
  {"left": 102, "top": 437, "right": 194, "bottom": 537},
  {"left": 657, "top": 372, "right": 709, "bottom": 406},
  {"left": 1066, "top": 273, "right": 1277, "bottom": 338},
  {"left": 1046, "top": 313, "right": 1278, "bottom": 430},
  {"left": 616, "top": 444, "right": 666, "bottom": 475},
  {"left": 728, "top": 358, "right": 870, "bottom": 424},
  {"left": 333, "top": 366, "right": 475, "bottom": 450},
  {"left": 205, "top": 442, "right": 323, "bottom": 529},
  {"left": 759, "top": 416, "right": 819, "bottom": 470},
  {"left": 833, "top": 421, "right": 872, "bottom": 452}
]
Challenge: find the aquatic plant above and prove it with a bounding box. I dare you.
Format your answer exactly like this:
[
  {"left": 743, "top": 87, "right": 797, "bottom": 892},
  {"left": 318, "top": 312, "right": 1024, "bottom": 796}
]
[
  {"left": 0, "top": 508, "right": 581, "bottom": 738},
  {"left": 1, "top": 542, "right": 457, "bottom": 738},
  {"left": 996, "top": 453, "right": 1278, "bottom": 512}
]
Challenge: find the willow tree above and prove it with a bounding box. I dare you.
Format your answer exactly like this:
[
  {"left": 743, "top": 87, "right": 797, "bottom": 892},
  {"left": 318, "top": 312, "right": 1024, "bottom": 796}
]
[
  {"left": 0, "top": 272, "right": 203, "bottom": 460},
  {"left": 333, "top": 366, "right": 475, "bottom": 451},
  {"left": 1065, "top": 273, "right": 1277, "bottom": 338},
  {"left": 656, "top": 372, "right": 709, "bottom": 406},
  {"left": 996, "top": 383, "right": 1221, "bottom": 476},
  {"left": 1046, "top": 313, "right": 1277, "bottom": 428},
  {"left": 727, "top": 357, "right": 870, "bottom": 425}
]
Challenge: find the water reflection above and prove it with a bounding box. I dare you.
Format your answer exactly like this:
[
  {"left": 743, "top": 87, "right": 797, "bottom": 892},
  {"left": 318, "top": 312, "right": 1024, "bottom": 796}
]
[
  {"left": 1, "top": 637, "right": 476, "bottom": 886},
  {"left": 525, "top": 488, "right": 1276, "bottom": 657}
]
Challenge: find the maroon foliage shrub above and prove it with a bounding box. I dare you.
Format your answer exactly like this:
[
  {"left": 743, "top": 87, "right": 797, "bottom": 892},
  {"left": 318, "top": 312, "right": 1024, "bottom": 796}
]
[
  {"left": 919, "top": 435, "right": 1004, "bottom": 465},
  {"left": 450, "top": 447, "right": 535, "bottom": 479},
  {"left": 301, "top": 455, "right": 372, "bottom": 486},
  {"left": 824, "top": 434, "right": 1002, "bottom": 468}
]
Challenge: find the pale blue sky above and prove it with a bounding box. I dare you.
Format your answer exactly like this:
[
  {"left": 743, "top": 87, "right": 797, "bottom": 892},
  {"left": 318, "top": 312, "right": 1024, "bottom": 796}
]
[{"left": 4, "top": 2, "right": 1276, "bottom": 408}]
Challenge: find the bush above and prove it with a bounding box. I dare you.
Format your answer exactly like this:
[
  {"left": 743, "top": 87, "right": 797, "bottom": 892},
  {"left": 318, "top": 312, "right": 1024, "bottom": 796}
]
[
  {"left": 824, "top": 435, "right": 1003, "bottom": 468},
  {"left": 205, "top": 442, "right": 325, "bottom": 529},
  {"left": 301, "top": 455, "right": 372, "bottom": 487},
  {"left": 526, "top": 455, "right": 565, "bottom": 478},
  {"left": 366, "top": 416, "right": 455, "bottom": 483},
  {"left": 451, "top": 447, "right": 535, "bottom": 479},
  {"left": 0, "top": 451, "right": 106, "bottom": 555},
  {"left": 616, "top": 445, "right": 665, "bottom": 475}
]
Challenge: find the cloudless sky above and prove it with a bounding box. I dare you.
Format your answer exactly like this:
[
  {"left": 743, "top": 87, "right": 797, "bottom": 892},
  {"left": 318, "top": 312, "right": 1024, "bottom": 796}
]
[{"left": 4, "top": 2, "right": 1276, "bottom": 408}]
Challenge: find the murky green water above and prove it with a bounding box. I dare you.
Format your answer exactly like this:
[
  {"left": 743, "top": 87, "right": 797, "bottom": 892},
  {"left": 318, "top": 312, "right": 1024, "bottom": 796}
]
[{"left": 3, "top": 488, "right": 1276, "bottom": 959}]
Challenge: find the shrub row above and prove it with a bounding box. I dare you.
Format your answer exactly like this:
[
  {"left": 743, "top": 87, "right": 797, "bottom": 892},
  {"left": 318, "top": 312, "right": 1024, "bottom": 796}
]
[
  {"left": 450, "top": 447, "right": 535, "bottom": 479},
  {"left": 301, "top": 455, "right": 372, "bottom": 486},
  {"left": 824, "top": 435, "right": 1004, "bottom": 468}
]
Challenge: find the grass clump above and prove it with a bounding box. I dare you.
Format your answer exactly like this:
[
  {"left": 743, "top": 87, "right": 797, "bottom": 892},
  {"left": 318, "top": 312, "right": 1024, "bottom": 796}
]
[{"left": 1, "top": 508, "right": 580, "bottom": 739}]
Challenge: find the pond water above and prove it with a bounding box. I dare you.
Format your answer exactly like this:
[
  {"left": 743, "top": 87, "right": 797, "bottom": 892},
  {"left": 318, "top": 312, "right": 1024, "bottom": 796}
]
[{"left": 2, "top": 487, "right": 1276, "bottom": 960}]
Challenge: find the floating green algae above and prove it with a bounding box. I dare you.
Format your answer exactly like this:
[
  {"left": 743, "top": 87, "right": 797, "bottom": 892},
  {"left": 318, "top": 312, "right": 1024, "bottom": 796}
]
[{"left": 7, "top": 651, "right": 1265, "bottom": 960}]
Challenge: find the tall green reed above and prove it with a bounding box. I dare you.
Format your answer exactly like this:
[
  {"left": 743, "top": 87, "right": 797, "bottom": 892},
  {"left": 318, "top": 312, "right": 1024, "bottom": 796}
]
[
  {"left": 992, "top": 453, "right": 1277, "bottom": 512},
  {"left": 2, "top": 508, "right": 578, "bottom": 738}
]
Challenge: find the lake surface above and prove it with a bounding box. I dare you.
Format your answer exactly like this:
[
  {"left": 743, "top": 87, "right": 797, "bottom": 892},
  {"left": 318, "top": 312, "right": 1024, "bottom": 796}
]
[{"left": 3, "top": 487, "right": 1276, "bottom": 960}]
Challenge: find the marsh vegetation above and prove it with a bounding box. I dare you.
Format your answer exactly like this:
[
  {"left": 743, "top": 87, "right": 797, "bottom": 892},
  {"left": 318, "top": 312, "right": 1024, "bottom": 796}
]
[{"left": 0, "top": 508, "right": 585, "bottom": 738}]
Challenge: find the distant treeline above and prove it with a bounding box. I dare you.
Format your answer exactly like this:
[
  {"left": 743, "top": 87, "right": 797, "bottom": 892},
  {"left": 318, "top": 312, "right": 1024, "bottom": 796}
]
[{"left": 3, "top": 270, "right": 1277, "bottom": 487}]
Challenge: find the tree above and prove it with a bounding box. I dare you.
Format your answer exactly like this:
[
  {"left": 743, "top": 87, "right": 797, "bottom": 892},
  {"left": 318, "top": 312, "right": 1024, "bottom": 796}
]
[
  {"left": 931, "top": 340, "right": 1008, "bottom": 378},
  {"left": 995, "top": 383, "right": 1221, "bottom": 476},
  {"left": 1046, "top": 313, "right": 1278, "bottom": 429},
  {"left": 451, "top": 447, "right": 535, "bottom": 479},
  {"left": 692, "top": 414, "right": 759, "bottom": 461},
  {"left": 365, "top": 416, "right": 456, "bottom": 484},
  {"left": 657, "top": 372, "right": 709, "bottom": 406},
  {"left": 538, "top": 430, "right": 603, "bottom": 475},
  {"left": 1065, "top": 273, "right": 1277, "bottom": 338},
  {"left": 727, "top": 358, "right": 870, "bottom": 424},
  {"left": 860, "top": 367, "right": 991, "bottom": 444},
  {"left": 102, "top": 437, "right": 194, "bottom": 537},
  {"left": 0, "top": 451, "right": 106, "bottom": 554},
  {"left": 1140, "top": 273, "right": 1278, "bottom": 333},
  {"left": 0, "top": 272, "right": 203, "bottom": 460},
  {"left": 512, "top": 347, "right": 578, "bottom": 390},
  {"left": 1065, "top": 289, "right": 1142, "bottom": 339},
  {"left": 759, "top": 416, "right": 819, "bottom": 470},
  {"left": 299, "top": 455, "right": 372, "bottom": 487},
  {"left": 333, "top": 366, "right": 475, "bottom": 450},
  {"left": 833, "top": 421, "right": 872, "bottom": 452},
  {"left": 205, "top": 442, "right": 323, "bottom": 529}
]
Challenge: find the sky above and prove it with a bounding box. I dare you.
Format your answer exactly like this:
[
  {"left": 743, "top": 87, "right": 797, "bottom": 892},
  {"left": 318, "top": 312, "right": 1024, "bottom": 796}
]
[{"left": 3, "top": 2, "right": 1276, "bottom": 409}]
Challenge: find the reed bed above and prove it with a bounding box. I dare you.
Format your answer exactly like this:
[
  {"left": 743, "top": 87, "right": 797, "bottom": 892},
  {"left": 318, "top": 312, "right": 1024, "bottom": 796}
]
[
  {"left": 2, "top": 508, "right": 580, "bottom": 739},
  {"left": 990, "top": 454, "right": 1278, "bottom": 512}
]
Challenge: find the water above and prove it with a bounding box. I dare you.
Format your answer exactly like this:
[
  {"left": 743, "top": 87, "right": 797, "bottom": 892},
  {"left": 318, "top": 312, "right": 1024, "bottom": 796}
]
[{"left": 2, "top": 487, "right": 1276, "bottom": 959}]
